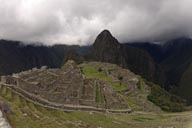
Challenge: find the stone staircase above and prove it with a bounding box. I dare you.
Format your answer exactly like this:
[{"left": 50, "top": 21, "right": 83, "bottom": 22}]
[{"left": 0, "top": 111, "right": 11, "bottom": 128}]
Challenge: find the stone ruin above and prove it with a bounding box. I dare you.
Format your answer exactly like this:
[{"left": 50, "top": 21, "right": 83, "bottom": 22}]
[{"left": 0, "top": 61, "right": 129, "bottom": 109}]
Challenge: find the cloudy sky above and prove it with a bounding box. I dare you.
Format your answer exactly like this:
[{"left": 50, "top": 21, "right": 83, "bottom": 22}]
[{"left": 0, "top": 0, "right": 192, "bottom": 45}]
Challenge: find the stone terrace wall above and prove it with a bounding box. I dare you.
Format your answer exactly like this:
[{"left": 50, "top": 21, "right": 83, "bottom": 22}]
[{"left": 0, "top": 84, "right": 132, "bottom": 114}]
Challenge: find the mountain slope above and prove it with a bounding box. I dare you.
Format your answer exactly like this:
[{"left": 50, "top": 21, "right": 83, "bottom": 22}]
[
  {"left": 128, "top": 38, "right": 192, "bottom": 103},
  {"left": 0, "top": 40, "right": 89, "bottom": 76}
]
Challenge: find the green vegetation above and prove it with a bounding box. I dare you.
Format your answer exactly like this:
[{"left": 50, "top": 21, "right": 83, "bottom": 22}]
[
  {"left": 145, "top": 80, "right": 186, "bottom": 112},
  {"left": 118, "top": 75, "right": 123, "bottom": 81},
  {"left": 125, "top": 78, "right": 151, "bottom": 111},
  {"left": 126, "top": 98, "right": 142, "bottom": 111},
  {"left": 81, "top": 65, "right": 126, "bottom": 92},
  {"left": 137, "top": 78, "right": 146, "bottom": 93},
  {"left": 95, "top": 85, "right": 104, "bottom": 103}
]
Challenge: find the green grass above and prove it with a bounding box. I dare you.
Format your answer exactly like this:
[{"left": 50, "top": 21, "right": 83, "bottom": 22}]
[
  {"left": 133, "top": 116, "right": 155, "bottom": 122},
  {"left": 81, "top": 65, "right": 126, "bottom": 92},
  {"left": 137, "top": 78, "right": 146, "bottom": 93},
  {"left": 1, "top": 85, "right": 7, "bottom": 96},
  {"left": 5, "top": 88, "right": 13, "bottom": 100},
  {"left": 126, "top": 98, "right": 141, "bottom": 111},
  {"left": 95, "top": 85, "right": 104, "bottom": 103}
]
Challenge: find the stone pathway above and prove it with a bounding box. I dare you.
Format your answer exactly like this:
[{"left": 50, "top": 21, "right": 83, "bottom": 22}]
[{"left": 0, "top": 111, "right": 11, "bottom": 128}]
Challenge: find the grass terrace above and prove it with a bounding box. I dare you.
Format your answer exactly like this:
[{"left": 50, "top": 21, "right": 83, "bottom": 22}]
[{"left": 81, "top": 65, "right": 126, "bottom": 92}]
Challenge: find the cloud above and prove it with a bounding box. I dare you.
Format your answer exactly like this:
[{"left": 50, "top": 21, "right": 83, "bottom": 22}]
[{"left": 0, "top": 0, "right": 192, "bottom": 45}]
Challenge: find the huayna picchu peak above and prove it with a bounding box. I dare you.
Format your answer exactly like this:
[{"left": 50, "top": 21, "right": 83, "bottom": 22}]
[
  {"left": 93, "top": 30, "right": 126, "bottom": 67},
  {"left": 93, "top": 29, "right": 119, "bottom": 46}
]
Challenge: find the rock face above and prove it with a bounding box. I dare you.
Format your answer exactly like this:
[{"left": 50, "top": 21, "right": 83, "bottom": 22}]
[
  {"left": 0, "top": 111, "right": 11, "bottom": 128},
  {"left": 93, "top": 30, "right": 126, "bottom": 67}
]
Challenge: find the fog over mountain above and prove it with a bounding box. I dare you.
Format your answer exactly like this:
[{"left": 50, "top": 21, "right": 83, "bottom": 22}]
[{"left": 1, "top": 0, "right": 192, "bottom": 45}]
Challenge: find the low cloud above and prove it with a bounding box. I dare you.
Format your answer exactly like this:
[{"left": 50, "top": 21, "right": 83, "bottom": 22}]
[{"left": 0, "top": 0, "right": 192, "bottom": 45}]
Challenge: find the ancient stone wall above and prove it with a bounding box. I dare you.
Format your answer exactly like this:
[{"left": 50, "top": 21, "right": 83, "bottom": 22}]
[
  {"left": 18, "top": 79, "right": 39, "bottom": 94},
  {"left": 0, "top": 61, "right": 132, "bottom": 113},
  {"left": 1, "top": 84, "right": 132, "bottom": 113},
  {"left": 1, "top": 76, "right": 19, "bottom": 86}
]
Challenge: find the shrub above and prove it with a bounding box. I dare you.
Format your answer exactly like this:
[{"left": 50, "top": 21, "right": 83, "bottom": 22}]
[
  {"left": 98, "top": 67, "right": 103, "bottom": 72},
  {"left": 118, "top": 76, "right": 123, "bottom": 81}
]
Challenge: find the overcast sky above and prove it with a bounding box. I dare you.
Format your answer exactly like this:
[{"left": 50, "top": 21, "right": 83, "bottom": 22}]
[{"left": 0, "top": 0, "right": 192, "bottom": 45}]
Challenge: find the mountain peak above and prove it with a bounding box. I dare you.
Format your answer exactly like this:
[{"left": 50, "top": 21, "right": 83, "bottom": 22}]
[
  {"left": 99, "top": 29, "right": 112, "bottom": 36},
  {"left": 93, "top": 29, "right": 119, "bottom": 47},
  {"left": 92, "top": 30, "right": 126, "bottom": 67}
]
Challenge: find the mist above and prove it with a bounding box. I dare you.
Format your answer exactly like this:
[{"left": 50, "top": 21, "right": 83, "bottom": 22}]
[{"left": 0, "top": 0, "right": 192, "bottom": 45}]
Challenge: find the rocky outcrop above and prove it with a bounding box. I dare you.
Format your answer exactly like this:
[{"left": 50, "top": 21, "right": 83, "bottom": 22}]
[{"left": 0, "top": 111, "right": 11, "bottom": 128}]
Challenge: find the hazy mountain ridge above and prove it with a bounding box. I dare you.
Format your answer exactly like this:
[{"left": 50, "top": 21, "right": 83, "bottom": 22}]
[{"left": 0, "top": 40, "right": 90, "bottom": 75}]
